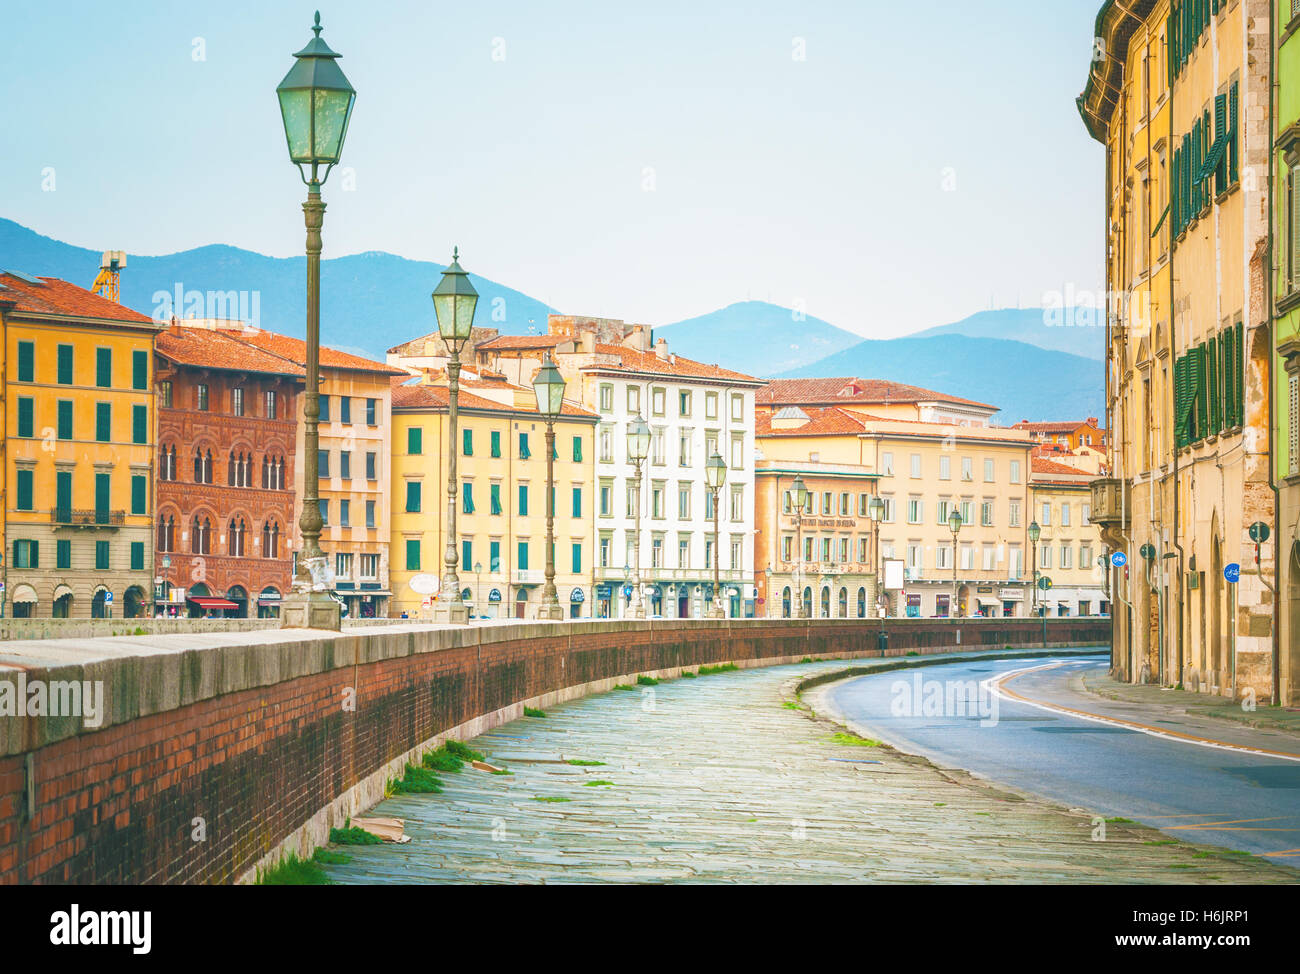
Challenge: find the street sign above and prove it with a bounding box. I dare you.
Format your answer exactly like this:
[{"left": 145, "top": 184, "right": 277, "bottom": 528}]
[
  {"left": 1224, "top": 563, "right": 1241, "bottom": 584},
  {"left": 1111, "top": 551, "right": 1127, "bottom": 568},
  {"left": 104, "top": 591, "right": 113, "bottom": 603},
  {"left": 1037, "top": 576, "right": 1053, "bottom": 591},
  {"left": 622, "top": 584, "right": 632, "bottom": 599}
]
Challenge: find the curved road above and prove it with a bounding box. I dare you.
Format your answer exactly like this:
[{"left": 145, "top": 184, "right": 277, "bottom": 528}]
[{"left": 824, "top": 654, "right": 1300, "bottom": 860}]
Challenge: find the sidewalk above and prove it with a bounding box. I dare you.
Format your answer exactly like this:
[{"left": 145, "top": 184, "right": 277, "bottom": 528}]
[{"left": 1082, "top": 671, "right": 1300, "bottom": 741}]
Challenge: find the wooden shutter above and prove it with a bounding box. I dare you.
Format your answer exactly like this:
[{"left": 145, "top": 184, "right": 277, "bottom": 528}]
[{"left": 1206, "top": 335, "right": 1220, "bottom": 434}]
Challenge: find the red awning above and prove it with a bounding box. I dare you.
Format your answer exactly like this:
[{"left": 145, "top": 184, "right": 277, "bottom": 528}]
[{"left": 187, "top": 596, "right": 239, "bottom": 610}]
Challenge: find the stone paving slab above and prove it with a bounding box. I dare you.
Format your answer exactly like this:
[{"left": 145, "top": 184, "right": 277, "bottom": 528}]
[
  {"left": 320, "top": 658, "right": 1297, "bottom": 884},
  {"left": 1083, "top": 672, "right": 1300, "bottom": 739}
]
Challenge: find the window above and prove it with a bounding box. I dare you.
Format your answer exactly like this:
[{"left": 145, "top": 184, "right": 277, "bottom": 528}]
[
  {"left": 131, "top": 474, "right": 147, "bottom": 514},
  {"left": 131, "top": 351, "right": 148, "bottom": 390},
  {"left": 262, "top": 520, "right": 281, "bottom": 558},
  {"left": 939, "top": 456, "right": 950, "bottom": 480},
  {"left": 881, "top": 452, "right": 894, "bottom": 476},
  {"left": 910, "top": 454, "right": 922, "bottom": 478},
  {"left": 57, "top": 539, "right": 71, "bottom": 570},
  {"left": 678, "top": 537, "right": 689, "bottom": 567},
  {"left": 651, "top": 483, "right": 664, "bottom": 519},
  {"left": 679, "top": 430, "right": 692, "bottom": 467},
  {"left": 981, "top": 500, "right": 993, "bottom": 527},
  {"left": 572, "top": 487, "right": 582, "bottom": 518},
  {"left": 196, "top": 384, "right": 209, "bottom": 411},
  {"left": 822, "top": 491, "right": 832, "bottom": 515},
  {"left": 17, "top": 341, "right": 34, "bottom": 382},
  {"left": 572, "top": 435, "right": 583, "bottom": 462},
  {"left": 318, "top": 449, "right": 330, "bottom": 478},
  {"left": 132, "top": 404, "right": 148, "bottom": 444},
  {"left": 1041, "top": 546, "right": 1053, "bottom": 570},
  {"left": 628, "top": 482, "right": 640, "bottom": 518},
  {"left": 405, "top": 539, "right": 421, "bottom": 570},
  {"left": 678, "top": 484, "right": 691, "bottom": 519},
  {"left": 366, "top": 452, "right": 377, "bottom": 480},
  {"left": 1041, "top": 502, "right": 1051, "bottom": 526},
  {"left": 159, "top": 381, "right": 172, "bottom": 408},
  {"left": 518, "top": 484, "right": 529, "bottom": 516},
  {"left": 1061, "top": 545, "right": 1074, "bottom": 569},
  {"left": 336, "top": 553, "right": 354, "bottom": 579},
  {"left": 57, "top": 344, "right": 73, "bottom": 385},
  {"left": 405, "top": 481, "right": 421, "bottom": 512},
  {"left": 961, "top": 457, "right": 973, "bottom": 481},
  {"left": 16, "top": 397, "right": 33, "bottom": 438},
  {"left": 730, "top": 433, "right": 743, "bottom": 468},
  {"left": 339, "top": 397, "right": 351, "bottom": 423},
  {"left": 907, "top": 498, "right": 923, "bottom": 524},
  {"left": 679, "top": 390, "right": 692, "bottom": 416},
  {"left": 319, "top": 499, "right": 329, "bottom": 526},
  {"left": 984, "top": 458, "right": 995, "bottom": 482},
  {"left": 95, "top": 540, "right": 110, "bottom": 570},
  {"left": 839, "top": 492, "right": 850, "bottom": 516},
  {"left": 730, "top": 393, "right": 743, "bottom": 422},
  {"left": 1081, "top": 543, "right": 1093, "bottom": 567},
  {"left": 462, "top": 482, "right": 475, "bottom": 514},
  {"left": 462, "top": 540, "right": 472, "bottom": 571},
  {"left": 95, "top": 402, "right": 111, "bottom": 442},
  {"left": 1010, "top": 460, "right": 1022, "bottom": 484},
  {"left": 1009, "top": 499, "right": 1021, "bottom": 527},
  {"left": 782, "top": 536, "right": 793, "bottom": 561},
  {"left": 1082, "top": 504, "right": 1091, "bottom": 525},
  {"left": 517, "top": 541, "right": 530, "bottom": 570},
  {"left": 366, "top": 500, "right": 376, "bottom": 528},
  {"left": 320, "top": 395, "right": 330, "bottom": 423},
  {"left": 651, "top": 387, "right": 666, "bottom": 416},
  {"left": 463, "top": 428, "right": 473, "bottom": 455},
  {"left": 15, "top": 469, "right": 33, "bottom": 511},
  {"left": 936, "top": 545, "right": 951, "bottom": 570},
  {"left": 572, "top": 543, "right": 582, "bottom": 574},
  {"left": 403, "top": 425, "right": 423, "bottom": 456},
  {"left": 652, "top": 428, "right": 666, "bottom": 465},
  {"left": 13, "top": 540, "right": 39, "bottom": 569},
  {"left": 731, "top": 538, "right": 742, "bottom": 569},
  {"left": 729, "top": 485, "right": 743, "bottom": 521},
  {"left": 339, "top": 500, "right": 350, "bottom": 527},
  {"left": 95, "top": 347, "right": 112, "bottom": 387},
  {"left": 882, "top": 496, "right": 896, "bottom": 522},
  {"left": 627, "top": 386, "right": 640, "bottom": 413},
  {"left": 366, "top": 398, "right": 377, "bottom": 425},
  {"left": 488, "top": 482, "right": 502, "bottom": 516},
  {"left": 231, "top": 387, "right": 244, "bottom": 417},
  {"left": 705, "top": 392, "right": 718, "bottom": 419},
  {"left": 519, "top": 433, "right": 531, "bottom": 459},
  {"left": 265, "top": 391, "right": 278, "bottom": 420},
  {"left": 1060, "top": 503, "right": 1071, "bottom": 527},
  {"left": 599, "top": 384, "right": 614, "bottom": 412},
  {"left": 600, "top": 482, "right": 612, "bottom": 517}
]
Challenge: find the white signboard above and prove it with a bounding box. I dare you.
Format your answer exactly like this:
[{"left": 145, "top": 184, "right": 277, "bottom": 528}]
[
  {"left": 408, "top": 573, "right": 440, "bottom": 596},
  {"left": 883, "top": 558, "right": 905, "bottom": 591}
]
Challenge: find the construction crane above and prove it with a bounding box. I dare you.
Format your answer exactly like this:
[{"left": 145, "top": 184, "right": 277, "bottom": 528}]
[{"left": 90, "top": 250, "right": 127, "bottom": 303}]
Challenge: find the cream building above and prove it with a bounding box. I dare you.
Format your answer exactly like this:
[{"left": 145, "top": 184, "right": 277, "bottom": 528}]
[{"left": 1029, "top": 458, "right": 1109, "bottom": 618}]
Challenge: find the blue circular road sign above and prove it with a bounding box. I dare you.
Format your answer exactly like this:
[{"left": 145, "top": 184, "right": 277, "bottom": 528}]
[
  {"left": 1111, "top": 551, "right": 1127, "bottom": 568},
  {"left": 1224, "top": 563, "right": 1241, "bottom": 584}
]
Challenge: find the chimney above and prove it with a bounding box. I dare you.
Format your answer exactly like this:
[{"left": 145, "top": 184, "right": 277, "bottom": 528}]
[
  {"left": 581, "top": 331, "right": 595, "bottom": 354},
  {"left": 1086, "top": 417, "right": 1098, "bottom": 426},
  {"left": 654, "top": 337, "right": 669, "bottom": 360}
]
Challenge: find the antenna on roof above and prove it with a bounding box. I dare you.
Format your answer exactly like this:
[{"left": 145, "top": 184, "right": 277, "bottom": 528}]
[{"left": 91, "top": 251, "right": 127, "bottom": 303}]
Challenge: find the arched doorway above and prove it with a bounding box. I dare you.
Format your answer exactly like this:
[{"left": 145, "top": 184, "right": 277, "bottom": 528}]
[
  {"left": 857, "top": 587, "right": 866, "bottom": 618},
  {"left": 802, "top": 586, "right": 812, "bottom": 617},
  {"left": 820, "top": 586, "right": 831, "bottom": 618},
  {"left": 782, "top": 586, "right": 791, "bottom": 618},
  {"left": 52, "top": 585, "right": 73, "bottom": 619},
  {"left": 226, "top": 585, "right": 248, "bottom": 618},
  {"left": 515, "top": 587, "right": 528, "bottom": 619},
  {"left": 123, "top": 585, "right": 145, "bottom": 619},
  {"left": 258, "top": 586, "right": 281, "bottom": 619},
  {"left": 91, "top": 588, "right": 111, "bottom": 619},
  {"left": 11, "top": 584, "right": 37, "bottom": 618},
  {"left": 187, "top": 582, "right": 211, "bottom": 619}
]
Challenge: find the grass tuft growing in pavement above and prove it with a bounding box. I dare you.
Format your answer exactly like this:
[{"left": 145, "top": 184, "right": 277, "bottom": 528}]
[
  {"left": 679, "top": 669, "right": 698, "bottom": 678},
  {"left": 636, "top": 675, "right": 660, "bottom": 686},
  {"left": 524, "top": 706, "right": 547, "bottom": 718},
  {"left": 532, "top": 796, "right": 571, "bottom": 803},
  {"left": 697, "top": 663, "right": 739, "bottom": 675},
  {"left": 782, "top": 701, "right": 801, "bottom": 710},
  {"left": 612, "top": 684, "right": 636, "bottom": 691},
  {"left": 390, "top": 763, "right": 444, "bottom": 794},
  {"left": 584, "top": 780, "right": 615, "bottom": 787},
  {"left": 567, "top": 759, "right": 606, "bottom": 766},
  {"left": 313, "top": 848, "right": 351, "bottom": 865},
  {"left": 257, "top": 853, "right": 331, "bottom": 885},
  {"left": 829, "top": 732, "right": 881, "bottom": 747},
  {"left": 330, "top": 823, "right": 384, "bottom": 845}
]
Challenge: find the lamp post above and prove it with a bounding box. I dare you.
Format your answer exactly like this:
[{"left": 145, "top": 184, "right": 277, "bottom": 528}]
[
  {"left": 430, "top": 250, "right": 478, "bottom": 625},
  {"left": 869, "top": 494, "right": 886, "bottom": 617},
  {"left": 276, "top": 12, "right": 355, "bottom": 631},
  {"left": 1029, "top": 520, "right": 1041, "bottom": 620},
  {"left": 705, "top": 452, "right": 727, "bottom": 618},
  {"left": 534, "top": 354, "right": 567, "bottom": 620},
  {"left": 473, "top": 561, "right": 483, "bottom": 619},
  {"left": 791, "top": 475, "right": 809, "bottom": 618},
  {"left": 948, "top": 508, "right": 963, "bottom": 618},
  {"left": 625, "top": 413, "right": 651, "bottom": 619}
]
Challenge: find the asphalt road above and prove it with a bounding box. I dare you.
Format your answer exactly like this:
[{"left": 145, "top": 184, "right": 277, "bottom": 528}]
[{"left": 825, "top": 654, "right": 1300, "bottom": 860}]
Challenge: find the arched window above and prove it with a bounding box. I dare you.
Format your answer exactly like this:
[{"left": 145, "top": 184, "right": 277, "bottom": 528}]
[
  {"left": 263, "top": 520, "right": 280, "bottom": 558},
  {"left": 781, "top": 586, "right": 792, "bottom": 618},
  {"left": 857, "top": 587, "right": 867, "bottom": 618},
  {"left": 261, "top": 454, "right": 270, "bottom": 489},
  {"left": 160, "top": 444, "right": 177, "bottom": 482},
  {"left": 820, "top": 587, "right": 831, "bottom": 618},
  {"left": 838, "top": 587, "right": 848, "bottom": 618},
  {"left": 193, "top": 448, "right": 213, "bottom": 484},
  {"left": 229, "top": 517, "right": 246, "bottom": 557},
  {"left": 191, "top": 515, "right": 211, "bottom": 555},
  {"left": 802, "top": 586, "right": 812, "bottom": 617},
  {"left": 157, "top": 515, "right": 174, "bottom": 552}
]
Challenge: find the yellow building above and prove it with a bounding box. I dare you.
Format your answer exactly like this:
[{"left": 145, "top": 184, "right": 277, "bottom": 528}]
[
  {"left": 757, "top": 400, "right": 1036, "bottom": 618},
  {"left": 389, "top": 369, "right": 598, "bottom": 619},
  {"left": 1028, "top": 458, "right": 1109, "bottom": 618},
  {"left": 0, "top": 272, "right": 162, "bottom": 618},
  {"left": 1080, "top": 0, "right": 1277, "bottom": 700}
]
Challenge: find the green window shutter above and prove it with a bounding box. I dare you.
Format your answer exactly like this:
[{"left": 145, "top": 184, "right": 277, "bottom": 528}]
[
  {"left": 130, "top": 541, "right": 144, "bottom": 571},
  {"left": 1228, "top": 82, "right": 1239, "bottom": 184},
  {"left": 1194, "top": 344, "right": 1209, "bottom": 441},
  {"left": 1171, "top": 147, "right": 1182, "bottom": 236},
  {"left": 572, "top": 487, "right": 582, "bottom": 518},
  {"left": 1190, "top": 119, "right": 1201, "bottom": 214},
  {"left": 17, "top": 341, "right": 33, "bottom": 382},
  {"left": 17, "top": 397, "right": 33, "bottom": 438},
  {"left": 490, "top": 483, "right": 502, "bottom": 515},
  {"left": 57, "top": 400, "right": 73, "bottom": 440},
  {"left": 95, "top": 347, "right": 112, "bottom": 387},
  {"left": 1173, "top": 356, "right": 1185, "bottom": 448},
  {"left": 56, "top": 539, "right": 70, "bottom": 570},
  {"left": 132, "top": 404, "right": 148, "bottom": 444},
  {"left": 56, "top": 471, "right": 72, "bottom": 516},
  {"left": 572, "top": 543, "right": 581, "bottom": 575},
  {"left": 491, "top": 430, "right": 501, "bottom": 458},
  {"left": 462, "top": 482, "right": 474, "bottom": 514},
  {"left": 95, "top": 472, "right": 110, "bottom": 518},
  {"left": 405, "top": 480, "right": 420, "bottom": 512},
  {"left": 96, "top": 540, "right": 109, "bottom": 570},
  {"left": 96, "top": 402, "right": 111, "bottom": 442},
  {"left": 406, "top": 539, "right": 420, "bottom": 571},
  {"left": 519, "top": 433, "right": 530, "bottom": 459},
  {"left": 518, "top": 541, "right": 529, "bottom": 571},
  {"left": 1220, "top": 329, "right": 1234, "bottom": 427},
  {"left": 1212, "top": 92, "right": 1229, "bottom": 193},
  {"left": 16, "top": 470, "right": 33, "bottom": 511},
  {"left": 1206, "top": 335, "right": 1220, "bottom": 434},
  {"left": 31, "top": 541, "right": 39, "bottom": 569},
  {"left": 572, "top": 435, "right": 582, "bottom": 462},
  {"left": 57, "top": 344, "right": 73, "bottom": 384},
  {"left": 463, "top": 428, "right": 473, "bottom": 456},
  {"left": 131, "top": 474, "right": 147, "bottom": 514},
  {"left": 407, "top": 426, "right": 422, "bottom": 455},
  {"left": 132, "top": 349, "right": 149, "bottom": 390},
  {"left": 518, "top": 484, "right": 528, "bottom": 516},
  {"left": 462, "top": 540, "right": 472, "bottom": 571},
  {"left": 1235, "top": 321, "right": 1245, "bottom": 424}
]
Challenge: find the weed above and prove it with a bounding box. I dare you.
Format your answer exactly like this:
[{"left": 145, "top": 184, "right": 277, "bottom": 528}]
[
  {"left": 523, "top": 706, "right": 546, "bottom": 718},
  {"left": 584, "top": 780, "right": 615, "bottom": 787},
  {"left": 390, "top": 763, "right": 443, "bottom": 794},
  {"left": 782, "top": 701, "right": 801, "bottom": 710},
  {"left": 636, "top": 675, "right": 659, "bottom": 686},
  {"left": 697, "top": 663, "right": 739, "bottom": 675},
  {"left": 313, "top": 848, "right": 351, "bottom": 865},
  {"left": 612, "top": 684, "right": 635, "bottom": 691},
  {"left": 566, "top": 759, "right": 606, "bottom": 766},
  {"left": 532, "top": 796, "right": 571, "bottom": 803},
  {"left": 329, "top": 825, "right": 383, "bottom": 845},
  {"left": 257, "top": 853, "right": 331, "bottom": 885},
  {"left": 829, "top": 732, "right": 881, "bottom": 747},
  {"left": 679, "top": 670, "right": 697, "bottom": 678}
]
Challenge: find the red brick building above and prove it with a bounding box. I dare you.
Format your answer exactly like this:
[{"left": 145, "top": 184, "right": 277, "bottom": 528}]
[{"left": 154, "top": 324, "right": 305, "bottom": 617}]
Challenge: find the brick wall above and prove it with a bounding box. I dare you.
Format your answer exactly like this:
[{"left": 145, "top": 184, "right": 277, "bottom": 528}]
[{"left": 0, "top": 617, "right": 1107, "bottom": 884}]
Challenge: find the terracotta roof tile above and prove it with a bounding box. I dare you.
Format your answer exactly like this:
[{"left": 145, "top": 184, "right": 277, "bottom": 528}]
[
  {"left": 1031, "top": 457, "right": 1090, "bottom": 477},
  {"left": 157, "top": 328, "right": 306, "bottom": 377},
  {"left": 225, "top": 329, "right": 406, "bottom": 375},
  {"left": 587, "top": 343, "right": 763, "bottom": 384},
  {"left": 0, "top": 273, "right": 157, "bottom": 325},
  {"left": 392, "top": 374, "right": 597, "bottom": 418},
  {"left": 758, "top": 377, "right": 995, "bottom": 410},
  {"left": 1012, "top": 419, "right": 1103, "bottom": 433},
  {"left": 477, "top": 334, "right": 565, "bottom": 350},
  {"left": 755, "top": 407, "right": 869, "bottom": 437}
]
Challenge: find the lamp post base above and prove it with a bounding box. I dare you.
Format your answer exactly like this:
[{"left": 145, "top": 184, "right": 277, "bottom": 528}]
[
  {"left": 280, "top": 590, "right": 342, "bottom": 631},
  {"left": 708, "top": 602, "right": 726, "bottom": 619},
  {"left": 431, "top": 601, "right": 471, "bottom": 625},
  {"left": 537, "top": 603, "right": 565, "bottom": 621}
]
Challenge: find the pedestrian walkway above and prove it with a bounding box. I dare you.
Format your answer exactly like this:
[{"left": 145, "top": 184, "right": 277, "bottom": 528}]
[{"left": 320, "top": 656, "right": 1295, "bottom": 883}]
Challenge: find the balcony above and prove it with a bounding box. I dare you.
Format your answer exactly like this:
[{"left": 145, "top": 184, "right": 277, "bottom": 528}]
[
  {"left": 512, "top": 569, "right": 544, "bottom": 585},
  {"left": 50, "top": 508, "right": 126, "bottom": 529},
  {"left": 1088, "top": 477, "right": 1128, "bottom": 545}
]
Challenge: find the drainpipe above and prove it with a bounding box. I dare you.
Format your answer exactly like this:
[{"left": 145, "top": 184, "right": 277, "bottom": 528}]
[
  {"left": 1168, "top": 58, "right": 1185, "bottom": 689},
  {"left": 1267, "top": 0, "right": 1282, "bottom": 705}
]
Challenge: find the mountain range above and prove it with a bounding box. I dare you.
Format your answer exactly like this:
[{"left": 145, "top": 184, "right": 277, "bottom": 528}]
[{"left": 0, "top": 218, "right": 1102, "bottom": 422}]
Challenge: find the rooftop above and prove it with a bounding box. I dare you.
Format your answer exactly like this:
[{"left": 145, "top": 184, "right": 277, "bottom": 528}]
[
  {"left": 758, "top": 377, "right": 996, "bottom": 411},
  {"left": 156, "top": 327, "right": 306, "bottom": 378},
  {"left": 585, "top": 343, "right": 764, "bottom": 384},
  {"left": 0, "top": 272, "right": 158, "bottom": 326},
  {"left": 226, "top": 329, "right": 405, "bottom": 375}
]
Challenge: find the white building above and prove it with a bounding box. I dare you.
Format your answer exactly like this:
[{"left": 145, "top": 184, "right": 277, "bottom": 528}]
[{"left": 470, "top": 315, "right": 766, "bottom": 618}]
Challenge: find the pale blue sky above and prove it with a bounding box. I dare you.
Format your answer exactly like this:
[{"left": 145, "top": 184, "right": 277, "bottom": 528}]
[{"left": 0, "top": 0, "right": 1105, "bottom": 339}]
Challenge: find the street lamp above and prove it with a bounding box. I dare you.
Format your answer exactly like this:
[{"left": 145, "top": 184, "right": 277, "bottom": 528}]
[
  {"left": 1028, "top": 520, "right": 1042, "bottom": 619},
  {"left": 276, "top": 11, "right": 355, "bottom": 632},
  {"left": 533, "top": 354, "right": 567, "bottom": 620},
  {"left": 791, "top": 475, "right": 809, "bottom": 618},
  {"left": 473, "top": 561, "right": 483, "bottom": 619},
  {"left": 869, "top": 494, "right": 886, "bottom": 617},
  {"left": 625, "top": 413, "right": 651, "bottom": 619},
  {"left": 430, "top": 249, "right": 478, "bottom": 625},
  {"left": 948, "top": 508, "right": 964, "bottom": 618},
  {"left": 705, "top": 451, "right": 727, "bottom": 618}
]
